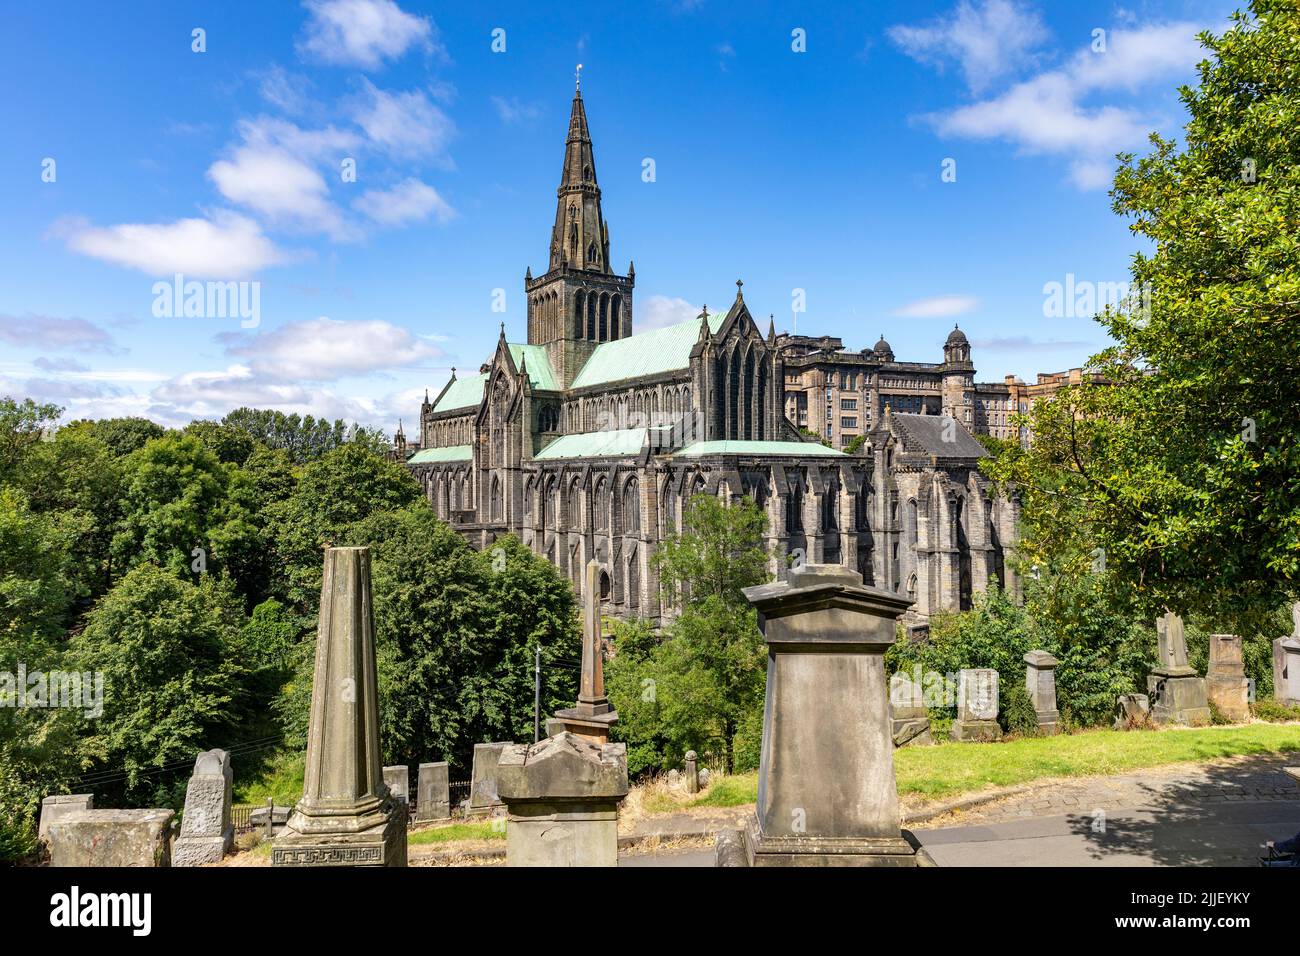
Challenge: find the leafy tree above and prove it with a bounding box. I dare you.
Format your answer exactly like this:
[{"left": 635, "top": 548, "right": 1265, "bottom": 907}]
[
  {"left": 222, "top": 408, "right": 387, "bottom": 464},
  {"left": 69, "top": 416, "right": 165, "bottom": 457},
  {"left": 0, "top": 488, "right": 78, "bottom": 648},
  {"left": 184, "top": 419, "right": 257, "bottom": 466},
  {"left": 0, "top": 398, "right": 60, "bottom": 481}
]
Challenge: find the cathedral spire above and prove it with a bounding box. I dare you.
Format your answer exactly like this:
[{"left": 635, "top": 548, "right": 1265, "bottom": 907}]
[{"left": 549, "top": 75, "right": 608, "bottom": 273}]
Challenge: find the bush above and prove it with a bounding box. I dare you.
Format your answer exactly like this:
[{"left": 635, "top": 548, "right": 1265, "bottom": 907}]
[
  {"left": 999, "top": 678, "right": 1040, "bottom": 737},
  {"left": 1252, "top": 697, "right": 1300, "bottom": 722}
]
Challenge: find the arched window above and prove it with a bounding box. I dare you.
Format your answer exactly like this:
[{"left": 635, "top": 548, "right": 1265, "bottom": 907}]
[
  {"left": 622, "top": 478, "right": 640, "bottom": 534},
  {"left": 573, "top": 290, "right": 586, "bottom": 338},
  {"left": 742, "top": 348, "right": 756, "bottom": 441},
  {"left": 610, "top": 294, "right": 621, "bottom": 339},
  {"left": 593, "top": 477, "right": 609, "bottom": 531}
]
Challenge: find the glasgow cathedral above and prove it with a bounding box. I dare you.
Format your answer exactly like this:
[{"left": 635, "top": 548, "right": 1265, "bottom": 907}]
[{"left": 404, "top": 83, "right": 1020, "bottom": 627}]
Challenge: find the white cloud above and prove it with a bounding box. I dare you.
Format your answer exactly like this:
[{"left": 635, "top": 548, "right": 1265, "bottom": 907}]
[
  {"left": 297, "top": 0, "right": 437, "bottom": 69},
  {"left": 637, "top": 294, "right": 701, "bottom": 332},
  {"left": 209, "top": 145, "right": 353, "bottom": 239},
  {"left": 0, "top": 313, "right": 118, "bottom": 352},
  {"left": 491, "top": 96, "right": 543, "bottom": 125},
  {"left": 889, "top": 0, "right": 1049, "bottom": 93},
  {"left": 223, "top": 316, "right": 444, "bottom": 380},
  {"left": 917, "top": 19, "right": 1209, "bottom": 189},
  {"left": 353, "top": 178, "right": 455, "bottom": 226},
  {"left": 890, "top": 294, "right": 979, "bottom": 318},
  {"left": 350, "top": 79, "right": 455, "bottom": 161},
  {"left": 257, "top": 65, "right": 312, "bottom": 114},
  {"left": 64, "top": 211, "right": 291, "bottom": 278},
  {"left": 150, "top": 364, "right": 373, "bottom": 422}
]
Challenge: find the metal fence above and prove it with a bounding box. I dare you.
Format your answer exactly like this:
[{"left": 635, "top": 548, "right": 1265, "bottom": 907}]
[{"left": 231, "top": 804, "right": 257, "bottom": 833}]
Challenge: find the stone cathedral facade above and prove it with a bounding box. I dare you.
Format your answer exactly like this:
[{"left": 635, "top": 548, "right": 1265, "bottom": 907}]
[{"left": 407, "top": 84, "right": 1020, "bottom": 628}]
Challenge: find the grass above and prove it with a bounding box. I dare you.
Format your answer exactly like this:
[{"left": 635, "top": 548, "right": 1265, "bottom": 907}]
[
  {"left": 408, "top": 821, "right": 504, "bottom": 846},
  {"left": 233, "top": 750, "right": 304, "bottom": 807},
  {"left": 651, "top": 722, "right": 1300, "bottom": 810}
]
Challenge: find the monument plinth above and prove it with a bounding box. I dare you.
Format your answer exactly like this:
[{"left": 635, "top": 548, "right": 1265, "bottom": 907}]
[
  {"left": 718, "top": 564, "right": 932, "bottom": 867},
  {"left": 553, "top": 561, "right": 619, "bottom": 743},
  {"left": 273, "top": 547, "right": 406, "bottom": 867},
  {"left": 1206, "top": 634, "right": 1250, "bottom": 722},
  {"left": 1147, "top": 612, "right": 1210, "bottom": 727},
  {"left": 1024, "top": 650, "right": 1060, "bottom": 736}
]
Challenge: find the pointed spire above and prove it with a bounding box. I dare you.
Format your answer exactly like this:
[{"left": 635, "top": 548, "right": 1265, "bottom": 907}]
[
  {"left": 767, "top": 314, "right": 775, "bottom": 342},
  {"left": 525, "top": 266, "right": 532, "bottom": 281},
  {"left": 423, "top": 388, "right": 429, "bottom": 404},
  {"left": 628, "top": 260, "right": 635, "bottom": 279},
  {"left": 549, "top": 75, "right": 608, "bottom": 274},
  {"left": 735, "top": 278, "right": 744, "bottom": 301}
]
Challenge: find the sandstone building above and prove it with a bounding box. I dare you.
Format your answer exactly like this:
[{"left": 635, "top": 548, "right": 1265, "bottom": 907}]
[{"left": 406, "top": 84, "right": 1020, "bottom": 626}]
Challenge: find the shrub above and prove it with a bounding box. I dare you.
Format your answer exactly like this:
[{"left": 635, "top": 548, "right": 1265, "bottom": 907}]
[
  {"left": 999, "top": 678, "right": 1040, "bottom": 737},
  {"left": 1252, "top": 697, "right": 1300, "bottom": 722}
]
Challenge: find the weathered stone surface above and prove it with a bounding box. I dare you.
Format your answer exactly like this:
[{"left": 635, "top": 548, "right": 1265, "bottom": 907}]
[
  {"left": 1024, "top": 650, "right": 1060, "bottom": 735},
  {"left": 684, "top": 750, "right": 699, "bottom": 794},
  {"left": 890, "top": 670, "right": 932, "bottom": 747},
  {"left": 496, "top": 732, "right": 629, "bottom": 867},
  {"left": 544, "top": 717, "right": 567, "bottom": 738},
  {"left": 39, "top": 793, "right": 92, "bottom": 846},
  {"left": 1155, "top": 611, "right": 1195, "bottom": 675},
  {"left": 698, "top": 767, "right": 712, "bottom": 789},
  {"left": 1206, "top": 634, "right": 1250, "bottom": 722},
  {"left": 415, "top": 762, "right": 450, "bottom": 822},
  {"left": 1275, "top": 609, "right": 1300, "bottom": 707},
  {"left": 49, "top": 809, "right": 174, "bottom": 867},
  {"left": 1147, "top": 612, "right": 1210, "bottom": 727},
  {"left": 1114, "top": 693, "right": 1151, "bottom": 729},
  {"left": 274, "top": 547, "right": 406, "bottom": 867},
  {"left": 383, "top": 765, "right": 409, "bottom": 805},
  {"left": 554, "top": 561, "right": 619, "bottom": 743},
  {"left": 952, "top": 668, "right": 1002, "bottom": 742},
  {"left": 721, "top": 564, "right": 930, "bottom": 866},
  {"left": 468, "top": 742, "right": 510, "bottom": 814},
  {"left": 173, "top": 749, "right": 234, "bottom": 867}
]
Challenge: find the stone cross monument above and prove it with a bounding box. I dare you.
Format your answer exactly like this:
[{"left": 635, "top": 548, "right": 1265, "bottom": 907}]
[
  {"left": 553, "top": 561, "right": 619, "bottom": 743},
  {"left": 273, "top": 547, "right": 407, "bottom": 866},
  {"left": 1147, "top": 611, "right": 1210, "bottom": 727},
  {"left": 715, "top": 563, "right": 932, "bottom": 867}
]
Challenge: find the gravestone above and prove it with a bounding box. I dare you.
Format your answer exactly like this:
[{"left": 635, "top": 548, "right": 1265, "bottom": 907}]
[
  {"left": 48, "top": 809, "right": 174, "bottom": 867},
  {"left": 1206, "top": 633, "right": 1250, "bottom": 722},
  {"left": 172, "top": 749, "right": 234, "bottom": 866},
  {"left": 273, "top": 547, "right": 406, "bottom": 867},
  {"left": 496, "top": 732, "right": 629, "bottom": 867},
  {"left": 1024, "top": 651, "right": 1060, "bottom": 736},
  {"left": 468, "top": 742, "right": 509, "bottom": 815},
  {"left": 951, "top": 669, "right": 1002, "bottom": 742},
  {"left": 1147, "top": 612, "right": 1210, "bottom": 727},
  {"left": 415, "top": 762, "right": 450, "bottom": 822},
  {"left": 889, "top": 669, "right": 932, "bottom": 746},
  {"left": 1274, "top": 604, "right": 1300, "bottom": 707},
  {"left": 684, "top": 750, "right": 699, "bottom": 794},
  {"left": 383, "top": 765, "right": 409, "bottom": 806},
  {"left": 1114, "top": 693, "right": 1151, "bottom": 729},
  {"left": 715, "top": 563, "right": 932, "bottom": 866},
  {"left": 39, "top": 793, "right": 93, "bottom": 846},
  {"left": 553, "top": 561, "right": 619, "bottom": 743}
]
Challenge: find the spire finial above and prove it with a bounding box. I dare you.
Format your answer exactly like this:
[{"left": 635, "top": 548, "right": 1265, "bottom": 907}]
[
  {"left": 575, "top": 63, "right": 583, "bottom": 92},
  {"left": 736, "top": 278, "right": 743, "bottom": 300}
]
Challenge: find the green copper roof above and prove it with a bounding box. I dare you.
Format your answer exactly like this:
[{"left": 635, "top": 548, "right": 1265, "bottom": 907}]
[
  {"left": 407, "top": 445, "right": 472, "bottom": 463},
  {"left": 534, "top": 428, "right": 648, "bottom": 460},
  {"left": 432, "top": 373, "right": 487, "bottom": 413},
  {"left": 570, "top": 312, "right": 725, "bottom": 389},
  {"left": 509, "top": 343, "right": 559, "bottom": 391},
  {"left": 674, "top": 440, "right": 846, "bottom": 458}
]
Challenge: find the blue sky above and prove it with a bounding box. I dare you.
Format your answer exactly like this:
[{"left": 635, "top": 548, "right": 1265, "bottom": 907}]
[{"left": 0, "top": 0, "right": 1236, "bottom": 430}]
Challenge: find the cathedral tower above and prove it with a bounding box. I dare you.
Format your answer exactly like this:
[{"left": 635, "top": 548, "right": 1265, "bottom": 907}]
[{"left": 525, "top": 75, "right": 634, "bottom": 388}]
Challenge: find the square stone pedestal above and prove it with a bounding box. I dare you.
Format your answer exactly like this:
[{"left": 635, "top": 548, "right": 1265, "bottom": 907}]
[
  {"left": 272, "top": 803, "right": 407, "bottom": 867},
  {"left": 550, "top": 706, "right": 618, "bottom": 745},
  {"left": 1148, "top": 670, "right": 1210, "bottom": 727},
  {"left": 951, "top": 719, "right": 1002, "bottom": 742}
]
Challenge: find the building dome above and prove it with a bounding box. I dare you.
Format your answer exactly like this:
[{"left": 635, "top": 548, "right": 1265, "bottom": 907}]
[
  {"left": 873, "top": 334, "right": 893, "bottom": 356},
  {"left": 945, "top": 325, "right": 968, "bottom": 346}
]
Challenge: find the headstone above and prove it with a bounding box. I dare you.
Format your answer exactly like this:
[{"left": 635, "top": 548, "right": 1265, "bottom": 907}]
[
  {"left": 1274, "top": 604, "right": 1300, "bottom": 707},
  {"left": 415, "top": 762, "right": 450, "bottom": 822},
  {"left": 698, "top": 768, "right": 712, "bottom": 789},
  {"left": 39, "top": 793, "right": 93, "bottom": 846},
  {"left": 1114, "top": 693, "right": 1151, "bottom": 729},
  {"left": 496, "top": 732, "right": 629, "bottom": 867},
  {"left": 1206, "top": 634, "right": 1250, "bottom": 722},
  {"left": 1147, "top": 612, "right": 1210, "bottom": 726},
  {"left": 48, "top": 809, "right": 174, "bottom": 867},
  {"left": 1024, "top": 651, "right": 1060, "bottom": 736},
  {"left": 951, "top": 669, "right": 1002, "bottom": 742},
  {"left": 684, "top": 750, "right": 699, "bottom": 794},
  {"left": 172, "top": 749, "right": 234, "bottom": 866},
  {"left": 273, "top": 547, "right": 407, "bottom": 867},
  {"left": 715, "top": 564, "right": 932, "bottom": 866},
  {"left": 468, "top": 741, "right": 509, "bottom": 815},
  {"left": 889, "top": 668, "right": 932, "bottom": 746},
  {"left": 553, "top": 561, "right": 619, "bottom": 743},
  {"left": 666, "top": 768, "right": 681, "bottom": 789},
  {"left": 249, "top": 802, "right": 291, "bottom": 836},
  {"left": 383, "top": 765, "right": 409, "bottom": 806}
]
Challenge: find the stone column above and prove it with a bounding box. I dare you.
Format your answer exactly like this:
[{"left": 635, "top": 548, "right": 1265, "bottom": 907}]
[
  {"left": 173, "top": 749, "right": 234, "bottom": 866},
  {"left": 1024, "top": 651, "right": 1060, "bottom": 736},
  {"left": 554, "top": 561, "right": 619, "bottom": 743},
  {"left": 1206, "top": 634, "right": 1250, "bottom": 722},
  {"left": 684, "top": 750, "right": 699, "bottom": 794},
  {"left": 717, "top": 564, "right": 931, "bottom": 866},
  {"left": 1146, "top": 611, "right": 1210, "bottom": 727},
  {"left": 415, "top": 762, "right": 450, "bottom": 822},
  {"left": 496, "top": 733, "right": 629, "bottom": 867},
  {"left": 274, "top": 547, "right": 406, "bottom": 867},
  {"left": 951, "top": 669, "right": 1002, "bottom": 741}
]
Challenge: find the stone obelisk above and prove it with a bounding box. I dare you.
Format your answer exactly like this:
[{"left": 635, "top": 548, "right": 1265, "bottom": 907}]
[
  {"left": 273, "top": 547, "right": 406, "bottom": 866},
  {"left": 553, "top": 561, "right": 618, "bottom": 743}
]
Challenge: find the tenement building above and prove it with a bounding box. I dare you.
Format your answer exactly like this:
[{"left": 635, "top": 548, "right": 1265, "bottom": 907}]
[{"left": 406, "top": 83, "right": 1021, "bottom": 626}]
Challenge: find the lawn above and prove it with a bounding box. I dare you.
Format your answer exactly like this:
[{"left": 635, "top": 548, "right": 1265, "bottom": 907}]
[
  {"left": 664, "top": 722, "right": 1300, "bottom": 809},
  {"left": 408, "top": 821, "right": 504, "bottom": 846}
]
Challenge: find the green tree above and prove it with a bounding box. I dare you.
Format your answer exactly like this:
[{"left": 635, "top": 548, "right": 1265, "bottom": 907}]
[
  {"left": 69, "top": 416, "right": 166, "bottom": 457},
  {"left": 0, "top": 397, "right": 60, "bottom": 481},
  {"left": 184, "top": 419, "right": 258, "bottom": 466}
]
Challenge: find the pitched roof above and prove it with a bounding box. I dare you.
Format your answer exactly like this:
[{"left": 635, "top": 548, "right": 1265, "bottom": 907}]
[
  {"left": 890, "top": 412, "right": 988, "bottom": 459},
  {"left": 570, "top": 311, "right": 725, "bottom": 389},
  {"left": 534, "top": 428, "right": 648, "bottom": 460},
  {"left": 407, "top": 444, "right": 472, "bottom": 463},
  {"left": 673, "top": 440, "right": 846, "bottom": 458},
  {"left": 508, "top": 343, "right": 559, "bottom": 391},
  {"left": 432, "top": 373, "right": 487, "bottom": 413}
]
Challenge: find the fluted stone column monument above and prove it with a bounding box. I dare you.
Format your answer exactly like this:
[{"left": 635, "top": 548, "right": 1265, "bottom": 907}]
[
  {"left": 553, "top": 561, "right": 618, "bottom": 743},
  {"left": 716, "top": 564, "right": 931, "bottom": 867},
  {"left": 273, "top": 547, "right": 406, "bottom": 867},
  {"left": 1147, "top": 612, "right": 1210, "bottom": 727}
]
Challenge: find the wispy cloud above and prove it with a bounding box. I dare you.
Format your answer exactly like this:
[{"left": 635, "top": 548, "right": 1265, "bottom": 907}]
[
  {"left": 491, "top": 96, "right": 543, "bottom": 126},
  {"left": 350, "top": 78, "right": 455, "bottom": 162},
  {"left": 0, "top": 313, "right": 119, "bottom": 353},
  {"left": 60, "top": 211, "right": 292, "bottom": 278},
  {"left": 220, "top": 316, "right": 444, "bottom": 380},
  {"left": 890, "top": 294, "right": 979, "bottom": 318},
  {"left": 297, "top": 0, "right": 439, "bottom": 70},
  {"left": 353, "top": 178, "right": 455, "bottom": 226},
  {"left": 637, "top": 294, "right": 701, "bottom": 331},
  {"left": 889, "top": 0, "right": 1049, "bottom": 94}
]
